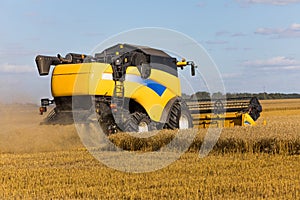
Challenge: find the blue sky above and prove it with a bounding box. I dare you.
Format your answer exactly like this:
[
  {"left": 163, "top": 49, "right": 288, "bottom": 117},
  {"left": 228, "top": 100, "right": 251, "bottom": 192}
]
[{"left": 0, "top": 0, "right": 300, "bottom": 103}]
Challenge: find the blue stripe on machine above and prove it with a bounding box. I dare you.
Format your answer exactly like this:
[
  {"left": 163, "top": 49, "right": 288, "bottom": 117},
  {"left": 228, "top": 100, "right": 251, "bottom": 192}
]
[
  {"left": 125, "top": 74, "right": 166, "bottom": 96},
  {"left": 144, "top": 80, "right": 167, "bottom": 96},
  {"left": 102, "top": 73, "right": 167, "bottom": 96}
]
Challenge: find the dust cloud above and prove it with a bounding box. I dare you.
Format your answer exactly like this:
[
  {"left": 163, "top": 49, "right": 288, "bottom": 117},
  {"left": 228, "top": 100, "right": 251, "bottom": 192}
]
[{"left": 0, "top": 103, "right": 83, "bottom": 153}]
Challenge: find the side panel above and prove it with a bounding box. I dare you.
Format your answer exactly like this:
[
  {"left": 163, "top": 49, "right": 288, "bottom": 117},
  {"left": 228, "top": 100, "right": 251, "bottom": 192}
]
[
  {"left": 96, "top": 66, "right": 180, "bottom": 122},
  {"left": 52, "top": 63, "right": 92, "bottom": 96},
  {"left": 242, "top": 113, "right": 256, "bottom": 126},
  {"left": 52, "top": 63, "right": 111, "bottom": 97},
  {"left": 125, "top": 67, "right": 180, "bottom": 121},
  {"left": 131, "top": 86, "right": 176, "bottom": 122},
  {"left": 89, "top": 63, "right": 114, "bottom": 95},
  {"left": 126, "top": 66, "right": 181, "bottom": 96},
  {"left": 52, "top": 63, "right": 180, "bottom": 122}
]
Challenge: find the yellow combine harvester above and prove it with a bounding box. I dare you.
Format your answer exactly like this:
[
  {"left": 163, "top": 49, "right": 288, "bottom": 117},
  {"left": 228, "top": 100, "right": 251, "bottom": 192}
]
[{"left": 35, "top": 44, "right": 262, "bottom": 134}]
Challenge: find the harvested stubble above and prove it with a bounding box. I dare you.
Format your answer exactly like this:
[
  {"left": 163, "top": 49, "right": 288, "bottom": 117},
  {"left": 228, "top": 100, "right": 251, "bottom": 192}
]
[
  {"left": 1, "top": 150, "right": 299, "bottom": 199},
  {"left": 260, "top": 99, "right": 300, "bottom": 111},
  {"left": 108, "top": 124, "right": 300, "bottom": 155},
  {"left": 106, "top": 99, "right": 300, "bottom": 154},
  {"left": 1, "top": 100, "right": 300, "bottom": 199}
]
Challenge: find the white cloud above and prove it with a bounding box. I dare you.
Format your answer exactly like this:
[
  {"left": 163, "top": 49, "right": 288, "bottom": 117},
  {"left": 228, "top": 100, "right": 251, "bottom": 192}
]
[
  {"left": 255, "top": 23, "right": 300, "bottom": 38},
  {"left": 205, "top": 40, "right": 228, "bottom": 45},
  {"left": 238, "top": 0, "right": 300, "bottom": 5},
  {"left": 291, "top": 23, "right": 300, "bottom": 31},
  {"left": 215, "top": 30, "right": 247, "bottom": 37},
  {"left": 215, "top": 31, "right": 230, "bottom": 37},
  {"left": 243, "top": 56, "right": 300, "bottom": 70},
  {"left": 0, "top": 63, "right": 35, "bottom": 73},
  {"left": 231, "top": 32, "right": 247, "bottom": 37},
  {"left": 255, "top": 27, "right": 281, "bottom": 35},
  {"left": 222, "top": 72, "right": 243, "bottom": 79}
]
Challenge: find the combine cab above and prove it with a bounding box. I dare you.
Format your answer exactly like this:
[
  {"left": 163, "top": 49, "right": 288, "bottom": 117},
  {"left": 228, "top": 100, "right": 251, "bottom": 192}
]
[{"left": 35, "top": 44, "right": 262, "bottom": 134}]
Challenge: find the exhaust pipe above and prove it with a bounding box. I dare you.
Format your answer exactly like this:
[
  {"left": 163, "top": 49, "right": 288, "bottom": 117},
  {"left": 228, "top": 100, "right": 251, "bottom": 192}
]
[{"left": 35, "top": 55, "right": 61, "bottom": 76}]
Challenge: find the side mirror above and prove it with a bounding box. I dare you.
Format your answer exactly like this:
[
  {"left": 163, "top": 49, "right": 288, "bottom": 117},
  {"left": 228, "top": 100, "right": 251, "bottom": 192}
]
[
  {"left": 189, "top": 61, "right": 197, "bottom": 76},
  {"left": 176, "top": 59, "right": 197, "bottom": 76},
  {"left": 191, "top": 64, "right": 196, "bottom": 76}
]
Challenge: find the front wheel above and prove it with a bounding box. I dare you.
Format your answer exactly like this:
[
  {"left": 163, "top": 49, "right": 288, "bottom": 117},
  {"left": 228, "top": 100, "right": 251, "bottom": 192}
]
[
  {"left": 123, "top": 112, "right": 157, "bottom": 132},
  {"left": 166, "top": 100, "right": 193, "bottom": 130},
  {"left": 179, "top": 108, "right": 193, "bottom": 129}
]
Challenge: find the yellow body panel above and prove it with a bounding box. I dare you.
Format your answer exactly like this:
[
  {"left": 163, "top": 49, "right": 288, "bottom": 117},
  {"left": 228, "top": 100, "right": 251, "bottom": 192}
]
[
  {"left": 51, "top": 63, "right": 180, "bottom": 122},
  {"left": 125, "top": 66, "right": 181, "bottom": 96},
  {"left": 176, "top": 61, "right": 188, "bottom": 67},
  {"left": 52, "top": 63, "right": 91, "bottom": 74},
  {"left": 130, "top": 86, "right": 175, "bottom": 121},
  {"left": 242, "top": 113, "right": 256, "bottom": 126},
  {"left": 194, "top": 112, "right": 256, "bottom": 128},
  {"left": 88, "top": 63, "right": 114, "bottom": 95},
  {"left": 52, "top": 63, "right": 92, "bottom": 96}
]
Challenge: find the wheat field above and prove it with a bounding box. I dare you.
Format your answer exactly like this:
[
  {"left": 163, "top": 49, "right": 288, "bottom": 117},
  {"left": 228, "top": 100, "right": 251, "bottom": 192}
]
[{"left": 0, "top": 99, "right": 300, "bottom": 199}]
